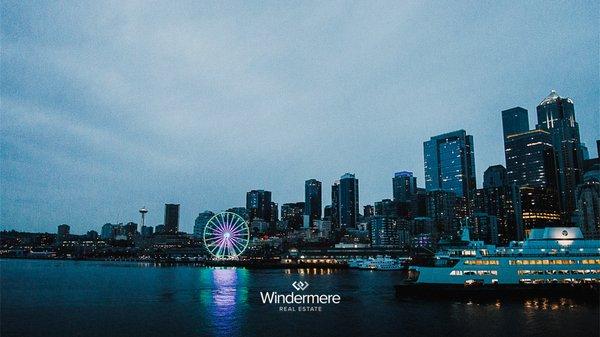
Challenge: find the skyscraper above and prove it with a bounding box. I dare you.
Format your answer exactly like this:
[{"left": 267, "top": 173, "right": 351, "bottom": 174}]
[
  {"left": 393, "top": 171, "right": 417, "bottom": 202},
  {"left": 483, "top": 165, "right": 508, "bottom": 189},
  {"left": 193, "top": 211, "right": 215, "bottom": 237},
  {"left": 304, "top": 179, "right": 322, "bottom": 226},
  {"left": 424, "top": 130, "right": 476, "bottom": 213},
  {"left": 331, "top": 181, "right": 340, "bottom": 228},
  {"left": 501, "top": 107, "right": 529, "bottom": 139},
  {"left": 164, "top": 204, "right": 180, "bottom": 234},
  {"left": 281, "top": 202, "right": 305, "bottom": 230},
  {"left": 57, "top": 224, "right": 70, "bottom": 242},
  {"left": 505, "top": 129, "right": 557, "bottom": 189},
  {"left": 246, "top": 190, "right": 272, "bottom": 222},
  {"left": 339, "top": 173, "right": 359, "bottom": 228},
  {"left": 536, "top": 90, "right": 584, "bottom": 221}
]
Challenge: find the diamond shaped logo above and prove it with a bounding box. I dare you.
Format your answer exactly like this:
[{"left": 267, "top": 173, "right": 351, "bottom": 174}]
[{"left": 292, "top": 281, "right": 309, "bottom": 291}]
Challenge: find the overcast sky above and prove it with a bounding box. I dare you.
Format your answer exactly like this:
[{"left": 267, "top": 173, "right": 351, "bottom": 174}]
[{"left": 1, "top": 1, "right": 598, "bottom": 234}]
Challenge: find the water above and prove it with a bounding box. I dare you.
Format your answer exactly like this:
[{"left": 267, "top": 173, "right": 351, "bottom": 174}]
[{"left": 1, "top": 259, "right": 598, "bottom": 337}]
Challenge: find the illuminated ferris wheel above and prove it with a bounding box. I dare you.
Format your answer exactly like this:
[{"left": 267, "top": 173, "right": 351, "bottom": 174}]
[{"left": 203, "top": 212, "right": 250, "bottom": 259}]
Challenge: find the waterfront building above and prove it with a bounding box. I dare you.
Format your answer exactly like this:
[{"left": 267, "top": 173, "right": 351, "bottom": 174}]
[
  {"left": 393, "top": 171, "right": 417, "bottom": 202},
  {"left": 536, "top": 90, "right": 584, "bottom": 221},
  {"left": 304, "top": 179, "right": 322, "bottom": 225},
  {"left": 57, "top": 224, "right": 70, "bottom": 242},
  {"left": 339, "top": 173, "right": 359, "bottom": 228},
  {"left": 424, "top": 130, "right": 476, "bottom": 217},
  {"left": 164, "top": 203, "right": 180, "bottom": 234},
  {"left": 281, "top": 202, "right": 305, "bottom": 230},
  {"left": 193, "top": 211, "right": 215, "bottom": 237}
]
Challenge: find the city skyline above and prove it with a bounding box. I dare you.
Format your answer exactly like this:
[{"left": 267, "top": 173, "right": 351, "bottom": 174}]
[{"left": 1, "top": 1, "right": 598, "bottom": 234}]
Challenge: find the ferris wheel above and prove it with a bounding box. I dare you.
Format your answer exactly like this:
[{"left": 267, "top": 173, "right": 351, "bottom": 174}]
[{"left": 203, "top": 211, "right": 250, "bottom": 259}]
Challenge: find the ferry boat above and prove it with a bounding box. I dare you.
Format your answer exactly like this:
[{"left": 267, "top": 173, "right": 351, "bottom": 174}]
[
  {"left": 348, "top": 256, "right": 409, "bottom": 270},
  {"left": 395, "top": 226, "right": 600, "bottom": 300}
]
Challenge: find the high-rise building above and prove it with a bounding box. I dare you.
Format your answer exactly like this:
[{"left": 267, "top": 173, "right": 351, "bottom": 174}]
[
  {"left": 193, "top": 211, "right": 215, "bottom": 237},
  {"left": 226, "top": 207, "right": 248, "bottom": 220},
  {"left": 369, "top": 216, "right": 407, "bottom": 247},
  {"left": 471, "top": 213, "right": 499, "bottom": 244},
  {"left": 363, "top": 205, "right": 375, "bottom": 218},
  {"left": 393, "top": 171, "right": 417, "bottom": 202},
  {"left": 164, "top": 204, "right": 180, "bottom": 234},
  {"left": 519, "top": 186, "right": 560, "bottom": 235},
  {"left": 281, "top": 202, "right": 305, "bottom": 230},
  {"left": 573, "top": 172, "right": 600, "bottom": 238},
  {"left": 501, "top": 107, "right": 529, "bottom": 140},
  {"left": 331, "top": 181, "right": 340, "bottom": 228},
  {"left": 339, "top": 173, "right": 359, "bottom": 228},
  {"left": 475, "top": 166, "right": 519, "bottom": 244},
  {"left": 505, "top": 129, "right": 557, "bottom": 189},
  {"left": 57, "top": 224, "right": 70, "bottom": 242},
  {"left": 423, "top": 130, "right": 476, "bottom": 208},
  {"left": 246, "top": 190, "right": 273, "bottom": 222},
  {"left": 141, "top": 226, "right": 153, "bottom": 237},
  {"left": 483, "top": 165, "right": 508, "bottom": 189},
  {"left": 426, "top": 190, "right": 457, "bottom": 235},
  {"left": 536, "top": 90, "right": 584, "bottom": 221},
  {"left": 304, "top": 179, "right": 322, "bottom": 225}
]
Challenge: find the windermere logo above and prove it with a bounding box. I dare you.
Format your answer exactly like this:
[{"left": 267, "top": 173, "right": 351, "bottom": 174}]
[
  {"left": 292, "top": 281, "right": 309, "bottom": 291},
  {"left": 260, "top": 281, "right": 341, "bottom": 312}
]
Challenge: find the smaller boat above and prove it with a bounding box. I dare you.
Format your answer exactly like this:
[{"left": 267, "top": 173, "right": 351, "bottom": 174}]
[{"left": 357, "top": 255, "right": 407, "bottom": 270}]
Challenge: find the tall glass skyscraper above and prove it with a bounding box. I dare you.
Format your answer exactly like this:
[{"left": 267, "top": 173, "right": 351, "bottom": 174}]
[
  {"left": 164, "top": 203, "right": 180, "bottom": 234},
  {"left": 331, "top": 181, "right": 340, "bottom": 229},
  {"left": 339, "top": 173, "right": 359, "bottom": 228},
  {"left": 246, "top": 190, "right": 273, "bottom": 223},
  {"left": 501, "top": 107, "right": 529, "bottom": 139},
  {"left": 505, "top": 129, "right": 557, "bottom": 189},
  {"left": 423, "top": 130, "right": 476, "bottom": 202},
  {"left": 393, "top": 171, "right": 417, "bottom": 202},
  {"left": 304, "top": 179, "right": 322, "bottom": 226},
  {"left": 536, "top": 90, "right": 584, "bottom": 221}
]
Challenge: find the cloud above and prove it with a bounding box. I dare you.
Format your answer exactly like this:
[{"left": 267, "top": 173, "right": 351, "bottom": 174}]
[{"left": 1, "top": 1, "right": 598, "bottom": 233}]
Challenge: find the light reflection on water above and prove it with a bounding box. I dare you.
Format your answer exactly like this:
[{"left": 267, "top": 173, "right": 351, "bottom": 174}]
[{"left": 1, "top": 260, "right": 598, "bottom": 337}]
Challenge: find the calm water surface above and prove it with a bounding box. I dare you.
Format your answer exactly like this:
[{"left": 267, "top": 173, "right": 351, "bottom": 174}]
[{"left": 1, "top": 259, "right": 598, "bottom": 337}]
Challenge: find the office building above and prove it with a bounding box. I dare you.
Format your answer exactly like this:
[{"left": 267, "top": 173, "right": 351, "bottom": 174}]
[
  {"left": 246, "top": 190, "right": 273, "bottom": 222},
  {"left": 339, "top": 173, "right": 359, "bottom": 228},
  {"left": 281, "top": 202, "right": 305, "bottom": 230},
  {"left": 393, "top": 171, "right": 417, "bottom": 202},
  {"left": 304, "top": 179, "right": 322, "bottom": 225},
  {"left": 423, "top": 130, "right": 476, "bottom": 213},
  {"left": 193, "top": 211, "right": 215, "bottom": 237},
  {"left": 57, "top": 224, "right": 70, "bottom": 242},
  {"left": 163, "top": 203, "right": 180, "bottom": 234},
  {"left": 536, "top": 90, "right": 584, "bottom": 221}
]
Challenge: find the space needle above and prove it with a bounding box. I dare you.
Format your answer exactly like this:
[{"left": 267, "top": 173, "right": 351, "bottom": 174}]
[{"left": 139, "top": 206, "right": 148, "bottom": 230}]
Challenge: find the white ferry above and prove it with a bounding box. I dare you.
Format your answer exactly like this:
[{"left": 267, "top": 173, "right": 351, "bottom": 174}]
[
  {"left": 396, "top": 226, "right": 600, "bottom": 299},
  {"left": 348, "top": 256, "right": 409, "bottom": 270}
]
